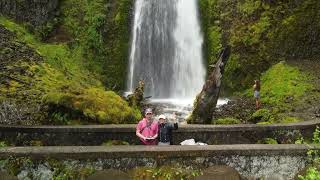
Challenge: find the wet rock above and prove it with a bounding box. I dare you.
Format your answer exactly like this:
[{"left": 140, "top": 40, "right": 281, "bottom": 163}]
[{"left": 196, "top": 165, "right": 241, "bottom": 180}]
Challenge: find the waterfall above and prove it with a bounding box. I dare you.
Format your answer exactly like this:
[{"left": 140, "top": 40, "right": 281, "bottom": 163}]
[{"left": 127, "top": 0, "right": 205, "bottom": 104}]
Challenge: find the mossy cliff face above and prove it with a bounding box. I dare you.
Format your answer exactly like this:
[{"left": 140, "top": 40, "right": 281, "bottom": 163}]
[
  {"left": 0, "top": 3, "right": 141, "bottom": 125},
  {"left": 199, "top": 0, "right": 320, "bottom": 91},
  {"left": 59, "top": 0, "right": 133, "bottom": 91}
]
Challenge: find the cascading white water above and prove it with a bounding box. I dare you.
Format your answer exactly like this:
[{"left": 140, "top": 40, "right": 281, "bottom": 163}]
[
  {"left": 171, "top": 0, "right": 205, "bottom": 100},
  {"left": 127, "top": 0, "right": 206, "bottom": 106}
]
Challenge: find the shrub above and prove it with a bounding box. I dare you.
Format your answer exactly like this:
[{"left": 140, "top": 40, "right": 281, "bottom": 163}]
[
  {"left": 251, "top": 108, "right": 274, "bottom": 123},
  {"left": 212, "top": 117, "right": 241, "bottom": 125},
  {"left": 0, "top": 141, "right": 8, "bottom": 147},
  {"left": 257, "top": 138, "right": 278, "bottom": 144}
]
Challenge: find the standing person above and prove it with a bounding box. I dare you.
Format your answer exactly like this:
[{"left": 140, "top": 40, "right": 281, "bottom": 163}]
[
  {"left": 253, "top": 80, "right": 261, "bottom": 109},
  {"left": 136, "top": 108, "right": 158, "bottom": 145},
  {"left": 158, "top": 113, "right": 178, "bottom": 145}
]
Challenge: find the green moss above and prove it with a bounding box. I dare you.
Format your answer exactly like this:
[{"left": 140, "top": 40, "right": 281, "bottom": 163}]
[
  {"left": 256, "top": 121, "right": 272, "bottom": 125},
  {"left": 212, "top": 117, "right": 241, "bottom": 125},
  {"left": 43, "top": 88, "right": 142, "bottom": 124},
  {"left": 257, "top": 138, "right": 278, "bottom": 144},
  {"left": 260, "top": 62, "right": 313, "bottom": 108},
  {"left": 279, "top": 116, "right": 301, "bottom": 124}
]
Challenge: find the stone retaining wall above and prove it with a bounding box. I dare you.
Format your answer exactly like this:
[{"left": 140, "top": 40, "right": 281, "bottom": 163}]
[
  {"left": 0, "top": 144, "right": 317, "bottom": 179},
  {"left": 0, "top": 120, "right": 318, "bottom": 145}
]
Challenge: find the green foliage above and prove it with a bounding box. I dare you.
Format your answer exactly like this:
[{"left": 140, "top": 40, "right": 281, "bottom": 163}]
[
  {"left": 51, "top": 112, "right": 69, "bottom": 125},
  {"left": 4, "top": 157, "right": 33, "bottom": 176},
  {"left": 0, "top": 141, "right": 8, "bottom": 147},
  {"left": 199, "top": 0, "right": 222, "bottom": 69},
  {"left": 102, "top": 140, "right": 130, "bottom": 146},
  {"left": 61, "top": 0, "right": 133, "bottom": 90},
  {"left": 212, "top": 117, "right": 241, "bottom": 125},
  {"left": 103, "top": 0, "right": 133, "bottom": 90},
  {"left": 251, "top": 109, "right": 273, "bottom": 123},
  {"left": 256, "top": 121, "right": 272, "bottom": 125},
  {"left": 237, "top": 0, "right": 261, "bottom": 16},
  {"left": 298, "top": 127, "right": 320, "bottom": 179},
  {"left": 295, "top": 136, "right": 305, "bottom": 144},
  {"left": 61, "top": 0, "right": 105, "bottom": 49},
  {"left": 131, "top": 166, "right": 202, "bottom": 180},
  {"left": 298, "top": 167, "right": 320, "bottom": 180},
  {"left": 313, "top": 126, "right": 320, "bottom": 144},
  {"left": 257, "top": 138, "right": 278, "bottom": 144},
  {"left": 34, "top": 18, "right": 59, "bottom": 40}
]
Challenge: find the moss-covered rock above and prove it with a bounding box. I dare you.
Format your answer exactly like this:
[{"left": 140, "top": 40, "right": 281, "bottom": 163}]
[
  {"left": 212, "top": 117, "right": 241, "bottom": 125},
  {"left": 44, "top": 88, "right": 141, "bottom": 124}
]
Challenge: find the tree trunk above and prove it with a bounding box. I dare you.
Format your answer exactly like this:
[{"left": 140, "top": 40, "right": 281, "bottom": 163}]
[{"left": 189, "top": 47, "right": 231, "bottom": 124}]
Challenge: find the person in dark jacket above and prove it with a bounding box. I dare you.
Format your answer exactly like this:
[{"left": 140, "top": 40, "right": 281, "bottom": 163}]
[{"left": 158, "top": 113, "right": 178, "bottom": 145}]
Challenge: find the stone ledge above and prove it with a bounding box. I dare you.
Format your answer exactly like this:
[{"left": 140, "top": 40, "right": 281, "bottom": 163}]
[
  {"left": 0, "top": 120, "right": 319, "bottom": 145},
  {"left": 0, "top": 120, "right": 318, "bottom": 133},
  {"left": 0, "top": 144, "right": 318, "bottom": 159}
]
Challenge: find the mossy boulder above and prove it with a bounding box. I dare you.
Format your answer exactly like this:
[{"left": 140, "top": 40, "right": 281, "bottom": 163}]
[{"left": 44, "top": 88, "right": 141, "bottom": 124}]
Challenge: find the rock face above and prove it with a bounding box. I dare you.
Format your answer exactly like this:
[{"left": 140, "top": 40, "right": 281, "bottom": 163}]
[
  {"left": 190, "top": 47, "right": 231, "bottom": 124},
  {"left": 0, "top": 0, "right": 59, "bottom": 27},
  {"left": 0, "top": 25, "right": 44, "bottom": 125}
]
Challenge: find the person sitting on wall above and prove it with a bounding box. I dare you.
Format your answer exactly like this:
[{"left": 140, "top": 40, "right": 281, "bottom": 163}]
[
  {"left": 158, "top": 113, "right": 178, "bottom": 145},
  {"left": 136, "top": 108, "right": 158, "bottom": 145}
]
